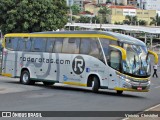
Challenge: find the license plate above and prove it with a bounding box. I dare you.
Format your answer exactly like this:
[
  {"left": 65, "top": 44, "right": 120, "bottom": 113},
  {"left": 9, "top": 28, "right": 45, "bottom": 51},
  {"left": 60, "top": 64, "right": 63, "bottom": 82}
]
[{"left": 137, "top": 87, "right": 142, "bottom": 90}]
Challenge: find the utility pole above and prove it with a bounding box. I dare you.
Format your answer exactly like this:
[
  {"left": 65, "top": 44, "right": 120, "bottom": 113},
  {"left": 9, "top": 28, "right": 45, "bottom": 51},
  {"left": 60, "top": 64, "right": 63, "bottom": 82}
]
[{"left": 68, "top": 0, "right": 73, "bottom": 30}]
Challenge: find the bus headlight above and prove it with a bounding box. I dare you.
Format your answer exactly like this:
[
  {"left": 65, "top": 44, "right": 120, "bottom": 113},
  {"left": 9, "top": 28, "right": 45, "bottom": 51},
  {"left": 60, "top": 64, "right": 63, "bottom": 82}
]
[{"left": 125, "top": 78, "right": 130, "bottom": 83}]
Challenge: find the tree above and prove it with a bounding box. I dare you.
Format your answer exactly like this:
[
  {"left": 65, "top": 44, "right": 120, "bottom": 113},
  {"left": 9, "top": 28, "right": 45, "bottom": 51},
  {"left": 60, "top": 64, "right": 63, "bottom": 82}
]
[
  {"left": 92, "top": 16, "right": 100, "bottom": 24},
  {"left": 125, "top": 15, "right": 138, "bottom": 25},
  {"left": 77, "top": 16, "right": 90, "bottom": 23},
  {"left": 98, "top": 6, "right": 111, "bottom": 24},
  {"left": 0, "top": 0, "right": 68, "bottom": 34},
  {"left": 71, "top": 4, "right": 81, "bottom": 15},
  {"left": 138, "top": 20, "right": 147, "bottom": 26},
  {"left": 150, "top": 14, "right": 160, "bottom": 26}
]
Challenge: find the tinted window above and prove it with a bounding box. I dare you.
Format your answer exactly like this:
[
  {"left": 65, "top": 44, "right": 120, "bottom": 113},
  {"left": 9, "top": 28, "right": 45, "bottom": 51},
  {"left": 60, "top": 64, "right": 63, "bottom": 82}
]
[
  {"left": 31, "top": 38, "right": 46, "bottom": 52},
  {"left": 18, "top": 38, "right": 31, "bottom": 51},
  {"left": 100, "top": 39, "right": 109, "bottom": 56},
  {"left": 62, "top": 38, "right": 80, "bottom": 54},
  {"left": 46, "top": 38, "right": 56, "bottom": 52},
  {"left": 89, "top": 38, "right": 100, "bottom": 58},
  {"left": 109, "top": 51, "right": 121, "bottom": 70},
  {"left": 5, "top": 38, "right": 12, "bottom": 50},
  {"left": 12, "top": 38, "right": 19, "bottom": 50},
  {"left": 18, "top": 38, "right": 25, "bottom": 51},
  {"left": 25, "top": 38, "right": 32, "bottom": 51},
  {"left": 6, "top": 37, "right": 19, "bottom": 50},
  {"left": 80, "top": 38, "right": 91, "bottom": 54},
  {"left": 54, "top": 38, "right": 63, "bottom": 53}
]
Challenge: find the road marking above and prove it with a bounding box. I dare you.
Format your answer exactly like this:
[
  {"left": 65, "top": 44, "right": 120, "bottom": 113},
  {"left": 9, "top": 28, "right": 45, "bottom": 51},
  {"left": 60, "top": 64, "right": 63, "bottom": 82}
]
[
  {"left": 144, "top": 103, "right": 160, "bottom": 111},
  {"left": 122, "top": 104, "right": 160, "bottom": 120}
]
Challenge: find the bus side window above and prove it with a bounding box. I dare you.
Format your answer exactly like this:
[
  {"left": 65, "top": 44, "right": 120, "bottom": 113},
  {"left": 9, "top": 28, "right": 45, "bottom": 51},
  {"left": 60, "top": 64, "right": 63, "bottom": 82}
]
[
  {"left": 100, "top": 39, "right": 110, "bottom": 63},
  {"left": 18, "top": 38, "right": 25, "bottom": 51},
  {"left": 62, "top": 38, "right": 80, "bottom": 54},
  {"left": 12, "top": 38, "right": 19, "bottom": 51},
  {"left": 109, "top": 50, "right": 121, "bottom": 71},
  {"left": 31, "top": 38, "right": 46, "bottom": 52},
  {"left": 54, "top": 38, "right": 63, "bottom": 53},
  {"left": 24, "top": 38, "right": 32, "bottom": 52},
  {"left": 46, "top": 38, "right": 55, "bottom": 53},
  {"left": 89, "top": 38, "right": 100, "bottom": 58},
  {"left": 5, "top": 38, "right": 12, "bottom": 50},
  {"left": 80, "top": 38, "right": 90, "bottom": 54},
  {"left": 6, "top": 37, "right": 19, "bottom": 51}
]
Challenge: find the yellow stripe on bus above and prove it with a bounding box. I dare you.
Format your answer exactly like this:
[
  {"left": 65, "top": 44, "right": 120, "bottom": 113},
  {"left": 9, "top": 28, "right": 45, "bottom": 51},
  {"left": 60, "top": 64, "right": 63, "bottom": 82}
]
[
  {"left": 4, "top": 33, "right": 117, "bottom": 40},
  {"left": 109, "top": 45, "right": 127, "bottom": 60},
  {"left": 116, "top": 71, "right": 150, "bottom": 81},
  {"left": 114, "top": 87, "right": 149, "bottom": 92},
  {"left": 63, "top": 82, "right": 87, "bottom": 87},
  {"left": 1, "top": 73, "right": 12, "bottom": 77}
]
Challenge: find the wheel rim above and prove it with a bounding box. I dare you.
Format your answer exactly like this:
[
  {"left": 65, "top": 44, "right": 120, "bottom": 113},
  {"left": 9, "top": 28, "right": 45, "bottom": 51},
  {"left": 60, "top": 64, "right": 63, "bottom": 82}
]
[{"left": 23, "top": 73, "right": 29, "bottom": 83}]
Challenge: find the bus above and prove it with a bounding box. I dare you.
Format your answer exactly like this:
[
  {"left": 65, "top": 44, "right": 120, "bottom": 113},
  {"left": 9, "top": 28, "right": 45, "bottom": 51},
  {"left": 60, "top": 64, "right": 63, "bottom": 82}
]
[{"left": 1, "top": 31, "right": 158, "bottom": 94}]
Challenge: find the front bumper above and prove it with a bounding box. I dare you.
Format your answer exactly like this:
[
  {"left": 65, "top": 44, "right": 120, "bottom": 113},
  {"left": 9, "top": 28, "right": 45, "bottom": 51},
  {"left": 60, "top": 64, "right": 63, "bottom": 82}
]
[{"left": 118, "top": 80, "right": 150, "bottom": 92}]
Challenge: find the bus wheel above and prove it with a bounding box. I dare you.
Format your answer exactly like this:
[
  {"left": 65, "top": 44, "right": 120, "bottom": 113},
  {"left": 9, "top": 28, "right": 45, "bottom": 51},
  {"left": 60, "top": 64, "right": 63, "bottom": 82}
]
[
  {"left": 117, "top": 90, "right": 123, "bottom": 95},
  {"left": 20, "top": 70, "right": 35, "bottom": 85},
  {"left": 92, "top": 76, "right": 100, "bottom": 93},
  {"left": 43, "top": 82, "right": 54, "bottom": 86}
]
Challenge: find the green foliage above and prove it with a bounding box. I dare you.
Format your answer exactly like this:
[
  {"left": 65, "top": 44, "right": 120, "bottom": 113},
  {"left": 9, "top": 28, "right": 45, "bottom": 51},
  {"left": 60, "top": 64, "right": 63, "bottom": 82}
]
[
  {"left": 98, "top": 6, "right": 111, "bottom": 24},
  {"left": 71, "top": 4, "right": 81, "bottom": 15},
  {"left": 125, "top": 15, "right": 138, "bottom": 25},
  {"left": 124, "top": 15, "right": 147, "bottom": 26},
  {"left": 76, "top": 16, "right": 100, "bottom": 23},
  {"left": 114, "top": 22, "right": 123, "bottom": 25},
  {"left": 92, "top": 16, "right": 100, "bottom": 24},
  {"left": 77, "top": 16, "right": 90, "bottom": 23},
  {"left": 150, "top": 14, "right": 160, "bottom": 26},
  {"left": 98, "top": 6, "right": 111, "bottom": 15},
  {"left": 0, "top": 0, "right": 68, "bottom": 34},
  {"left": 138, "top": 20, "right": 147, "bottom": 26}
]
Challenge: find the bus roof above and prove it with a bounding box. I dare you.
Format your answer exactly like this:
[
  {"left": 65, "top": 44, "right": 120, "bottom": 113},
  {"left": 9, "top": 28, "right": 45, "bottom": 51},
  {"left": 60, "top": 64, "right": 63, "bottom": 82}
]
[{"left": 5, "top": 30, "right": 145, "bottom": 46}]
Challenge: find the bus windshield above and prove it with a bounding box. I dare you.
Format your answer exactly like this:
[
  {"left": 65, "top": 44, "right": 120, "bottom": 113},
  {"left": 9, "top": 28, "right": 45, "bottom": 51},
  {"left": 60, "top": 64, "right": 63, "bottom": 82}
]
[{"left": 122, "top": 43, "right": 151, "bottom": 77}]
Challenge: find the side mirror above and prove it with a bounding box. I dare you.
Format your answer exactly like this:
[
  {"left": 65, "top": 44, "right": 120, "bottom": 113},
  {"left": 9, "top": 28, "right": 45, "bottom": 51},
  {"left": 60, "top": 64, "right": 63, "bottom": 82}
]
[{"left": 148, "top": 50, "right": 158, "bottom": 64}]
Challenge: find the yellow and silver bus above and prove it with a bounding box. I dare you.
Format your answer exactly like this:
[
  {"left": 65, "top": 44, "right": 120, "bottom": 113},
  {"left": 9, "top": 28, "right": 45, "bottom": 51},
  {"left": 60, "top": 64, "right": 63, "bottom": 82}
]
[{"left": 1, "top": 31, "right": 158, "bottom": 94}]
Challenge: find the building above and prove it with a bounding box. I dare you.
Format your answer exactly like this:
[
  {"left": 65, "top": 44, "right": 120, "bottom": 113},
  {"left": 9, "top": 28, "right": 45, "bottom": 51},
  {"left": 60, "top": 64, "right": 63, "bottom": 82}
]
[
  {"left": 137, "top": 0, "right": 160, "bottom": 11},
  {"left": 127, "top": 0, "right": 137, "bottom": 6},
  {"left": 109, "top": 5, "right": 156, "bottom": 25},
  {"left": 66, "top": 0, "right": 84, "bottom": 10},
  {"left": 73, "top": 0, "right": 84, "bottom": 10},
  {"left": 109, "top": 5, "right": 136, "bottom": 24},
  {"left": 112, "top": 0, "right": 127, "bottom": 5},
  {"left": 136, "top": 9, "right": 156, "bottom": 25},
  {"left": 84, "top": 3, "right": 101, "bottom": 16}
]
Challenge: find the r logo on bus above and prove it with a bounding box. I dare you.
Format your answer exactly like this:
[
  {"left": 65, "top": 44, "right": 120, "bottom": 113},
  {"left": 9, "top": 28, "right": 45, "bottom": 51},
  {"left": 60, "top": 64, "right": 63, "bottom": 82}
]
[{"left": 72, "top": 56, "right": 85, "bottom": 75}]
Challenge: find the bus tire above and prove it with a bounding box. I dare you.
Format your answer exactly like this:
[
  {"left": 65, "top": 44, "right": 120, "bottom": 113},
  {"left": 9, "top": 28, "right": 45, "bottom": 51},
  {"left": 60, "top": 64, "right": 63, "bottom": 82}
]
[
  {"left": 92, "top": 76, "right": 100, "bottom": 93},
  {"left": 117, "top": 90, "right": 123, "bottom": 95},
  {"left": 20, "top": 70, "right": 35, "bottom": 85},
  {"left": 43, "top": 82, "right": 54, "bottom": 86}
]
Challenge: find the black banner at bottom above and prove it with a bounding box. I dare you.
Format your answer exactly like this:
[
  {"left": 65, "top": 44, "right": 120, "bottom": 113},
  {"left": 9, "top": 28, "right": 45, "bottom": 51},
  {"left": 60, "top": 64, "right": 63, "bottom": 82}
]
[{"left": 0, "top": 111, "right": 160, "bottom": 118}]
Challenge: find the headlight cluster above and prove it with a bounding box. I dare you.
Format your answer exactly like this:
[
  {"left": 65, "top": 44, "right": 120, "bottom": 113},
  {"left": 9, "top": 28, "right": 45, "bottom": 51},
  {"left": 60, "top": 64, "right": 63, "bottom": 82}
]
[{"left": 116, "top": 71, "right": 149, "bottom": 83}]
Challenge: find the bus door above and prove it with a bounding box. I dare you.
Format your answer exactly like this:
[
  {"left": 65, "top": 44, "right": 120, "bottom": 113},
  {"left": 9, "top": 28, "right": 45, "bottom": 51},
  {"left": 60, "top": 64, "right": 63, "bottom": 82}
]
[{"left": 108, "top": 50, "right": 122, "bottom": 89}]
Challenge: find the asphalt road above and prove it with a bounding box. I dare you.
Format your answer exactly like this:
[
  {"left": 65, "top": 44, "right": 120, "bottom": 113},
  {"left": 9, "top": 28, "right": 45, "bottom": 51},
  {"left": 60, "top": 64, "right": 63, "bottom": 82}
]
[{"left": 0, "top": 72, "right": 160, "bottom": 120}]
